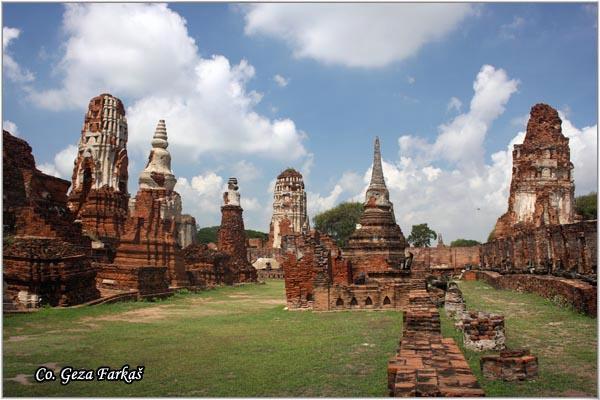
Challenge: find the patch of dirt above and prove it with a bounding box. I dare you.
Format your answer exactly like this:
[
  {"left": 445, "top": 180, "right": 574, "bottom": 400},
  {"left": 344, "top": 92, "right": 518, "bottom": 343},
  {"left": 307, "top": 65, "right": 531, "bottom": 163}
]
[
  {"left": 561, "top": 390, "right": 592, "bottom": 397},
  {"left": 227, "top": 294, "right": 251, "bottom": 298},
  {"left": 40, "top": 362, "right": 60, "bottom": 372},
  {"left": 6, "top": 335, "right": 38, "bottom": 342},
  {"left": 258, "top": 299, "right": 286, "bottom": 305},
  {"left": 4, "top": 374, "right": 32, "bottom": 386}
]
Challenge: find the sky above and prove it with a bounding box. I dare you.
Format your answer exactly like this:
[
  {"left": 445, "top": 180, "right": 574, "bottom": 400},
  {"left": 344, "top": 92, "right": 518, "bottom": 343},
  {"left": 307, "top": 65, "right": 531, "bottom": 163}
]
[{"left": 2, "top": 2, "right": 598, "bottom": 242}]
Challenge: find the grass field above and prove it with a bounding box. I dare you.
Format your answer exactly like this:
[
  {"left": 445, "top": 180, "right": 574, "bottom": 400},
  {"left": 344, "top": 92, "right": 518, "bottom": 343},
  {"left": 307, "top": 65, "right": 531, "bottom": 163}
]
[
  {"left": 441, "top": 280, "right": 597, "bottom": 397},
  {"left": 4, "top": 279, "right": 597, "bottom": 397},
  {"left": 3, "top": 281, "right": 402, "bottom": 397}
]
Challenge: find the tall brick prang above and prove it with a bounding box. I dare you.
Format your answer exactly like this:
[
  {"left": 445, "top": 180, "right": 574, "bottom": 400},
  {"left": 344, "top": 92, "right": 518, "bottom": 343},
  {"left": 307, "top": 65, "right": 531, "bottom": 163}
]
[
  {"left": 268, "top": 168, "right": 309, "bottom": 248},
  {"left": 493, "top": 104, "right": 578, "bottom": 239},
  {"left": 67, "top": 93, "right": 130, "bottom": 247}
]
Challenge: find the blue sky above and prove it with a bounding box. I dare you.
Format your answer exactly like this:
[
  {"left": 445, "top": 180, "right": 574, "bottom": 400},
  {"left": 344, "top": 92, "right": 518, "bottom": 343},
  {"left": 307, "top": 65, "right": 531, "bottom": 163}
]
[{"left": 3, "top": 3, "right": 597, "bottom": 242}]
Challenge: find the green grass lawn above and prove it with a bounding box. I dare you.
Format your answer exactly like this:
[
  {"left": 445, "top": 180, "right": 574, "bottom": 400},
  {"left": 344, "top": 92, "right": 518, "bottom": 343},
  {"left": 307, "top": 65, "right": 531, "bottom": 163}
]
[
  {"left": 3, "top": 281, "right": 402, "bottom": 397},
  {"left": 441, "top": 280, "right": 597, "bottom": 397},
  {"left": 5, "top": 280, "right": 596, "bottom": 397}
]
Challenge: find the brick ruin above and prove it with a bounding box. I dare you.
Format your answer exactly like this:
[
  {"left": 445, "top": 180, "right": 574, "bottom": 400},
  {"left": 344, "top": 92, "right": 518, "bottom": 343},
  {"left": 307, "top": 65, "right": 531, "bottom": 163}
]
[
  {"left": 101, "top": 120, "right": 189, "bottom": 291},
  {"left": 456, "top": 311, "right": 506, "bottom": 352},
  {"left": 282, "top": 138, "right": 427, "bottom": 311},
  {"left": 268, "top": 168, "right": 309, "bottom": 248},
  {"left": 477, "top": 103, "right": 597, "bottom": 316},
  {"left": 493, "top": 104, "right": 579, "bottom": 239},
  {"left": 3, "top": 130, "right": 100, "bottom": 308},
  {"left": 480, "top": 349, "right": 538, "bottom": 382},
  {"left": 217, "top": 178, "right": 257, "bottom": 283},
  {"left": 67, "top": 94, "right": 130, "bottom": 253},
  {"left": 387, "top": 289, "right": 485, "bottom": 397},
  {"left": 411, "top": 244, "right": 480, "bottom": 278}
]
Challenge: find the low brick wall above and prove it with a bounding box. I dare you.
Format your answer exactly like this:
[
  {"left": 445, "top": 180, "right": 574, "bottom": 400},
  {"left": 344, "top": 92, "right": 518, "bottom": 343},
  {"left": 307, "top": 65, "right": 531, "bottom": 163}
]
[
  {"left": 476, "top": 271, "right": 596, "bottom": 317},
  {"left": 257, "top": 269, "right": 284, "bottom": 280},
  {"left": 480, "top": 349, "right": 538, "bottom": 381},
  {"left": 96, "top": 264, "right": 169, "bottom": 296}
]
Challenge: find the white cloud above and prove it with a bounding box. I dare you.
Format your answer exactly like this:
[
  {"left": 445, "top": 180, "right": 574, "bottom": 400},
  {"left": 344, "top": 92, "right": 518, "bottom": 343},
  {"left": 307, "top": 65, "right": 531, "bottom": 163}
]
[
  {"left": 231, "top": 160, "right": 261, "bottom": 182},
  {"left": 559, "top": 113, "right": 597, "bottom": 195},
  {"left": 3, "top": 120, "right": 19, "bottom": 136},
  {"left": 38, "top": 145, "right": 78, "bottom": 179},
  {"left": 273, "top": 74, "right": 289, "bottom": 87},
  {"left": 175, "top": 172, "right": 226, "bottom": 227},
  {"left": 400, "top": 65, "right": 519, "bottom": 170},
  {"left": 244, "top": 4, "right": 475, "bottom": 68},
  {"left": 407, "top": 76, "right": 416, "bottom": 85},
  {"left": 3, "top": 27, "right": 35, "bottom": 83},
  {"left": 24, "top": 4, "right": 307, "bottom": 163},
  {"left": 500, "top": 16, "right": 525, "bottom": 39},
  {"left": 447, "top": 96, "right": 462, "bottom": 113}
]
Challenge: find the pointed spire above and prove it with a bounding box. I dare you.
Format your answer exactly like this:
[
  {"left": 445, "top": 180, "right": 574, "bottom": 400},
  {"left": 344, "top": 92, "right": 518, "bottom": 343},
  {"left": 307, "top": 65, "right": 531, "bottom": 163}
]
[
  {"left": 138, "top": 119, "right": 176, "bottom": 191},
  {"left": 368, "top": 136, "right": 386, "bottom": 190}
]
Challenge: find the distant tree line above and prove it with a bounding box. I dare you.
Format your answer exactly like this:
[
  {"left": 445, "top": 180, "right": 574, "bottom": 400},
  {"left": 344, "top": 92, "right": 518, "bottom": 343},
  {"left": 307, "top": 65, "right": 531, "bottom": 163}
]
[{"left": 196, "top": 226, "right": 268, "bottom": 244}]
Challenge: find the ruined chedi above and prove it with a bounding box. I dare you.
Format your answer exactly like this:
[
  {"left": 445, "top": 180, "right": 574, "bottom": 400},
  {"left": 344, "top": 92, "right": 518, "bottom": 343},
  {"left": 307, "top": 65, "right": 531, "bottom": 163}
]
[
  {"left": 111, "top": 120, "right": 189, "bottom": 287},
  {"left": 344, "top": 137, "right": 407, "bottom": 274},
  {"left": 268, "top": 168, "right": 309, "bottom": 248},
  {"left": 68, "top": 93, "right": 130, "bottom": 246},
  {"left": 217, "top": 178, "right": 258, "bottom": 282},
  {"left": 493, "top": 103, "right": 579, "bottom": 239},
  {"left": 3, "top": 130, "right": 100, "bottom": 308}
]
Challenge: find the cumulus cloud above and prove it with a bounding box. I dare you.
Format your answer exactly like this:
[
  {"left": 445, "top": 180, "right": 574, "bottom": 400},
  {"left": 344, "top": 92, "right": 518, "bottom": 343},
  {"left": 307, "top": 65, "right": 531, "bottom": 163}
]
[
  {"left": 24, "top": 3, "right": 307, "bottom": 162},
  {"left": 3, "top": 27, "right": 35, "bottom": 83},
  {"left": 273, "top": 74, "right": 289, "bottom": 87},
  {"left": 175, "top": 172, "right": 226, "bottom": 227},
  {"left": 244, "top": 4, "right": 475, "bottom": 68},
  {"left": 559, "top": 113, "right": 598, "bottom": 195},
  {"left": 38, "top": 145, "right": 78, "bottom": 179},
  {"left": 231, "top": 160, "right": 261, "bottom": 183},
  {"left": 3, "top": 120, "right": 20, "bottom": 136},
  {"left": 400, "top": 65, "right": 519, "bottom": 170}
]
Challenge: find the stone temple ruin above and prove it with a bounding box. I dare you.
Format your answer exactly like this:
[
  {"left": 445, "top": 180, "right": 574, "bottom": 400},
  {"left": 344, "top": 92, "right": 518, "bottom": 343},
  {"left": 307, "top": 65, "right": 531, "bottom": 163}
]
[
  {"left": 268, "top": 168, "right": 309, "bottom": 248},
  {"left": 3, "top": 93, "right": 257, "bottom": 309}
]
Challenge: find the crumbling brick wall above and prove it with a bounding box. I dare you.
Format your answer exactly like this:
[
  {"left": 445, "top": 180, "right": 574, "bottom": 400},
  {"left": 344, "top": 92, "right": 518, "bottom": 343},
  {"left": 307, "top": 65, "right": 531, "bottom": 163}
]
[
  {"left": 455, "top": 311, "right": 506, "bottom": 352},
  {"left": 480, "top": 349, "right": 538, "bottom": 381},
  {"left": 410, "top": 246, "right": 480, "bottom": 276}
]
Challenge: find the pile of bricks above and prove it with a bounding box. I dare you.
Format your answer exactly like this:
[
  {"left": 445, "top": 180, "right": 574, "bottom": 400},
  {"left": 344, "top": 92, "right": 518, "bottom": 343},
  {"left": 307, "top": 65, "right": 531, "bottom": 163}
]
[
  {"left": 387, "top": 288, "right": 484, "bottom": 397},
  {"left": 456, "top": 311, "right": 506, "bottom": 352},
  {"left": 444, "top": 282, "right": 466, "bottom": 318},
  {"left": 480, "top": 349, "right": 538, "bottom": 381}
]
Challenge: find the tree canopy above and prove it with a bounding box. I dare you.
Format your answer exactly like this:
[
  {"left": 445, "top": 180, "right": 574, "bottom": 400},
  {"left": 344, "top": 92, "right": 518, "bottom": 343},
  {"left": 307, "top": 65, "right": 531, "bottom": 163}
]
[
  {"left": 450, "top": 238, "right": 481, "bottom": 247},
  {"left": 575, "top": 192, "right": 597, "bottom": 221},
  {"left": 313, "top": 202, "right": 364, "bottom": 247},
  {"left": 196, "top": 226, "right": 268, "bottom": 244},
  {"left": 407, "top": 223, "right": 437, "bottom": 247}
]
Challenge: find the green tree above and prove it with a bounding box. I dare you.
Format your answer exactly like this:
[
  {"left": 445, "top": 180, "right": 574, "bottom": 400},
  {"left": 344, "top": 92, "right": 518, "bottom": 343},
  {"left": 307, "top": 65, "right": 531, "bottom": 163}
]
[
  {"left": 575, "top": 192, "right": 597, "bottom": 221},
  {"left": 407, "top": 223, "right": 437, "bottom": 247},
  {"left": 313, "top": 202, "right": 364, "bottom": 247},
  {"left": 450, "top": 238, "right": 481, "bottom": 247},
  {"left": 196, "top": 226, "right": 268, "bottom": 244}
]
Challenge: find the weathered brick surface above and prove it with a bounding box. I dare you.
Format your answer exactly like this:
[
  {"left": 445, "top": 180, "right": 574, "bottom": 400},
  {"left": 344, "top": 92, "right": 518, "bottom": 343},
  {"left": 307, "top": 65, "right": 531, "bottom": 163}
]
[
  {"left": 344, "top": 138, "right": 407, "bottom": 274},
  {"left": 3, "top": 131, "right": 100, "bottom": 308},
  {"left": 481, "top": 221, "right": 596, "bottom": 283},
  {"left": 493, "top": 104, "right": 578, "bottom": 239},
  {"left": 218, "top": 204, "right": 257, "bottom": 283},
  {"left": 456, "top": 311, "right": 506, "bottom": 352},
  {"left": 268, "top": 169, "right": 309, "bottom": 248},
  {"left": 387, "top": 290, "right": 485, "bottom": 397},
  {"left": 111, "top": 189, "right": 188, "bottom": 287},
  {"left": 480, "top": 349, "right": 538, "bottom": 381},
  {"left": 68, "top": 94, "right": 130, "bottom": 244},
  {"left": 96, "top": 263, "right": 168, "bottom": 295},
  {"left": 411, "top": 246, "right": 480, "bottom": 277},
  {"left": 476, "top": 270, "right": 596, "bottom": 317}
]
